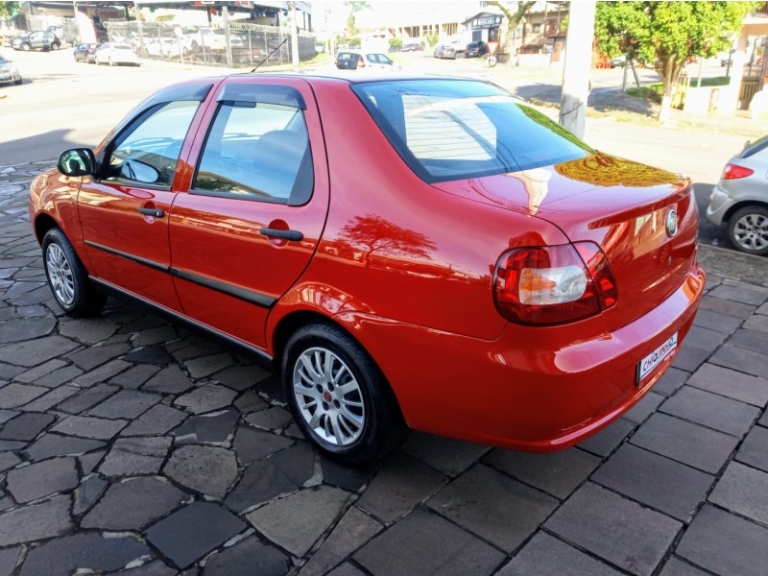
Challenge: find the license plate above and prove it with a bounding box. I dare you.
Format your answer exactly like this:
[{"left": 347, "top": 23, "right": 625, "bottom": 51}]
[{"left": 637, "top": 333, "right": 678, "bottom": 384}]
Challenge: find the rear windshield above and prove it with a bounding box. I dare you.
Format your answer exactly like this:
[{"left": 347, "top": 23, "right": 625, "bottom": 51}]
[
  {"left": 741, "top": 134, "right": 768, "bottom": 159},
  {"left": 338, "top": 52, "right": 360, "bottom": 62},
  {"left": 351, "top": 79, "right": 592, "bottom": 183}
]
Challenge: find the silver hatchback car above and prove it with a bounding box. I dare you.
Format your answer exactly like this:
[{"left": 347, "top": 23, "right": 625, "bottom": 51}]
[{"left": 707, "top": 136, "right": 768, "bottom": 256}]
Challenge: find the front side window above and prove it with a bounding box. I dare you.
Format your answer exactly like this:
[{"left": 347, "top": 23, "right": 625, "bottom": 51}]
[
  {"left": 352, "top": 79, "right": 593, "bottom": 183},
  {"left": 192, "top": 100, "right": 313, "bottom": 204},
  {"left": 104, "top": 100, "right": 199, "bottom": 187}
]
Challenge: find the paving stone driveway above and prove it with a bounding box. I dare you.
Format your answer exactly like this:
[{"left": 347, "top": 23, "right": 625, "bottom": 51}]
[{"left": 1, "top": 161, "right": 768, "bottom": 576}]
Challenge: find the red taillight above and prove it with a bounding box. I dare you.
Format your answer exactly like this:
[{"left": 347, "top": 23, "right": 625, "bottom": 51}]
[
  {"left": 722, "top": 164, "right": 754, "bottom": 180},
  {"left": 334, "top": 57, "right": 338, "bottom": 66},
  {"left": 494, "top": 242, "right": 618, "bottom": 326},
  {"left": 357, "top": 57, "right": 365, "bottom": 68}
]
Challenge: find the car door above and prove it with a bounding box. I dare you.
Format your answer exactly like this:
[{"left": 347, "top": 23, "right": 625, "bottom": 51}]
[
  {"left": 78, "top": 86, "right": 213, "bottom": 311},
  {"left": 168, "top": 77, "right": 330, "bottom": 349}
]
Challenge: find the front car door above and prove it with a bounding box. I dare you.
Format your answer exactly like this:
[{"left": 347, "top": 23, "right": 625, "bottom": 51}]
[
  {"left": 169, "top": 77, "right": 330, "bottom": 349},
  {"left": 78, "top": 82, "right": 213, "bottom": 311}
]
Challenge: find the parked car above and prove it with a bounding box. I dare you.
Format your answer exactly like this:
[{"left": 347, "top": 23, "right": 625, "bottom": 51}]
[
  {"left": 145, "top": 38, "right": 185, "bottom": 59},
  {"left": 0, "top": 53, "right": 21, "bottom": 85},
  {"left": 94, "top": 43, "right": 140, "bottom": 66},
  {"left": 73, "top": 42, "right": 99, "bottom": 63},
  {"left": 719, "top": 49, "right": 735, "bottom": 67},
  {"left": 11, "top": 31, "right": 60, "bottom": 51},
  {"left": 449, "top": 39, "right": 466, "bottom": 57},
  {"left": 400, "top": 42, "right": 423, "bottom": 52},
  {"left": 706, "top": 136, "right": 768, "bottom": 256},
  {"left": 609, "top": 55, "right": 627, "bottom": 68},
  {"left": 29, "top": 74, "right": 705, "bottom": 464},
  {"left": 334, "top": 50, "right": 399, "bottom": 70},
  {"left": 465, "top": 40, "right": 488, "bottom": 58},
  {"left": 433, "top": 44, "right": 456, "bottom": 59}
]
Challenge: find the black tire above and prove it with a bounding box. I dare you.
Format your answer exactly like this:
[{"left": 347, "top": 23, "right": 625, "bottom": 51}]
[
  {"left": 727, "top": 205, "right": 768, "bottom": 256},
  {"left": 282, "top": 322, "right": 406, "bottom": 465},
  {"left": 42, "top": 228, "right": 107, "bottom": 317},
  {"left": 21, "top": 43, "right": 30, "bottom": 51},
  {"left": 51, "top": 42, "right": 60, "bottom": 50},
  {"left": 13, "top": 78, "right": 21, "bottom": 85}
]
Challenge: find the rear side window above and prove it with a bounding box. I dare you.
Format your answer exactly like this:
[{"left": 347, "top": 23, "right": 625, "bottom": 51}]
[
  {"left": 192, "top": 101, "right": 313, "bottom": 204},
  {"left": 351, "top": 79, "right": 592, "bottom": 183}
]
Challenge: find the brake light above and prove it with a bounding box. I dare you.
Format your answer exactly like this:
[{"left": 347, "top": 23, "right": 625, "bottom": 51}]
[
  {"left": 494, "top": 242, "right": 617, "bottom": 325},
  {"left": 357, "top": 57, "right": 365, "bottom": 68},
  {"left": 334, "top": 57, "right": 338, "bottom": 66},
  {"left": 722, "top": 164, "right": 754, "bottom": 180}
]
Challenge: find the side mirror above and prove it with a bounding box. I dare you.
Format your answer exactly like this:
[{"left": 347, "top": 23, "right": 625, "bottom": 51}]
[{"left": 57, "top": 148, "right": 96, "bottom": 177}]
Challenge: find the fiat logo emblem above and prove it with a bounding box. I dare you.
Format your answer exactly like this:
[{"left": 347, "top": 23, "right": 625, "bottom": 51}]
[{"left": 665, "top": 208, "right": 678, "bottom": 238}]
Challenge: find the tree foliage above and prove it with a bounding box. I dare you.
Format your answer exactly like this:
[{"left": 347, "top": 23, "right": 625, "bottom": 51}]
[
  {"left": 0, "top": 2, "right": 21, "bottom": 19},
  {"left": 486, "top": 1, "right": 536, "bottom": 54},
  {"left": 345, "top": 1, "right": 369, "bottom": 37},
  {"left": 594, "top": 2, "right": 755, "bottom": 120}
]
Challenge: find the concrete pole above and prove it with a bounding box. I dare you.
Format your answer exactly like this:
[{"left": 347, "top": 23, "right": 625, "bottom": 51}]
[
  {"left": 558, "top": 0, "right": 596, "bottom": 139},
  {"left": 223, "top": 5, "right": 232, "bottom": 67},
  {"left": 134, "top": 3, "right": 145, "bottom": 57},
  {"left": 290, "top": 1, "right": 300, "bottom": 70}
]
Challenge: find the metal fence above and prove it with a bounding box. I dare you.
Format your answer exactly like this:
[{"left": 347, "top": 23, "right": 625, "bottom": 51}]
[{"left": 103, "top": 21, "right": 316, "bottom": 69}]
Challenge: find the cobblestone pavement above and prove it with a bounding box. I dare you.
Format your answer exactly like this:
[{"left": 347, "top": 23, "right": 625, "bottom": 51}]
[{"left": 0, "top": 160, "right": 768, "bottom": 576}]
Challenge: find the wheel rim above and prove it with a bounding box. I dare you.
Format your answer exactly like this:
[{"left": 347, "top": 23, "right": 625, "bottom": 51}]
[
  {"left": 733, "top": 213, "right": 768, "bottom": 252},
  {"left": 45, "top": 243, "right": 76, "bottom": 306},
  {"left": 292, "top": 347, "right": 365, "bottom": 447}
]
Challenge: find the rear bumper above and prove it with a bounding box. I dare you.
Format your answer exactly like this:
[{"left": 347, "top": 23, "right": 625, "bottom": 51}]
[
  {"left": 706, "top": 184, "right": 735, "bottom": 226},
  {"left": 336, "top": 264, "right": 706, "bottom": 452}
]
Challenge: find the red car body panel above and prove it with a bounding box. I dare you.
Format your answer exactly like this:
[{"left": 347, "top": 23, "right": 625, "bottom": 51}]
[{"left": 28, "top": 73, "right": 706, "bottom": 453}]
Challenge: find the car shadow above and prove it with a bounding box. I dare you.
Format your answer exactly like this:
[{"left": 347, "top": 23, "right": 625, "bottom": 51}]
[{"left": 0, "top": 128, "right": 92, "bottom": 168}]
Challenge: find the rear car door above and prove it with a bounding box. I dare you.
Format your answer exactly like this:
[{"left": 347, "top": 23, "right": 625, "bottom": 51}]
[
  {"left": 168, "top": 77, "right": 330, "bottom": 349},
  {"left": 78, "top": 84, "right": 213, "bottom": 311}
]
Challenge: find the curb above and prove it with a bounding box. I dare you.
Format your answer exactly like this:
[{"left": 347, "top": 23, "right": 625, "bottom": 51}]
[{"left": 698, "top": 243, "right": 768, "bottom": 287}]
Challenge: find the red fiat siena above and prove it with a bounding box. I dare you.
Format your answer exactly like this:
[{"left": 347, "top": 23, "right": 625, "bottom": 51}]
[{"left": 28, "top": 74, "right": 705, "bottom": 463}]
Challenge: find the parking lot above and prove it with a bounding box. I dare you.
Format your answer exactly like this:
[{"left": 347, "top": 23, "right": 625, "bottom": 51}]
[{"left": 1, "top": 45, "right": 768, "bottom": 576}]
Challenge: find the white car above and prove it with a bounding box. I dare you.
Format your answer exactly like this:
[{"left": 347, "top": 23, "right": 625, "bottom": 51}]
[
  {"left": 0, "top": 53, "right": 21, "bottom": 85},
  {"left": 94, "top": 43, "right": 140, "bottom": 66},
  {"left": 145, "top": 38, "right": 185, "bottom": 58},
  {"left": 335, "top": 50, "right": 400, "bottom": 71}
]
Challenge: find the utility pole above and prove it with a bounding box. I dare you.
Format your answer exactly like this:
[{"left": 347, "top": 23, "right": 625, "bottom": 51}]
[
  {"left": 558, "top": 0, "right": 595, "bottom": 138},
  {"left": 290, "top": 1, "right": 300, "bottom": 70}
]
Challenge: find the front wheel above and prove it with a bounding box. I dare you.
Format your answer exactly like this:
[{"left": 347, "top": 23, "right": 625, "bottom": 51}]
[
  {"left": 727, "top": 205, "right": 768, "bottom": 256},
  {"left": 21, "top": 43, "right": 30, "bottom": 51},
  {"left": 42, "top": 228, "right": 107, "bottom": 317},
  {"left": 51, "top": 42, "right": 60, "bottom": 50},
  {"left": 282, "top": 323, "right": 406, "bottom": 465},
  {"left": 13, "top": 77, "right": 21, "bottom": 85}
]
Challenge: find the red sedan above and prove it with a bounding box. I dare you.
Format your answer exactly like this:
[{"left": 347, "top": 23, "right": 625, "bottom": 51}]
[{"left": 28, "top": 74, "right": 705, "bottom": 464}]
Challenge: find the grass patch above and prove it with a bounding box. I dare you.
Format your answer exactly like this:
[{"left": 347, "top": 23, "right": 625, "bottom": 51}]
[{"left": 626, "top": 86, "right": 662, "bottom": 104}]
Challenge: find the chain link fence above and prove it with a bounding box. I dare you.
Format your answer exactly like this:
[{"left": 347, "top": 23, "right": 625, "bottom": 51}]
[{"left": 103, "top": 21, "right": 316, "bottom": 68}]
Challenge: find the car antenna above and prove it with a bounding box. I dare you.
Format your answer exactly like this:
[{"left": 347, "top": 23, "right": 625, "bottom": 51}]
[{"left": 251, "top": 38, "right": 289, "bottom": 73}]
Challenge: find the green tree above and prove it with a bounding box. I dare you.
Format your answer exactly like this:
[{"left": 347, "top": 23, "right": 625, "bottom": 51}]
[
  {"left": 0, "top": 2, "right": 21, "bottom": 19},
  {"left": 345, "top": 1, "right": 369, "bottom": 37},
  {"left": 486, "top": 1, "right": 536, "bottom": 55},
  {"left": 595, "top": 1, "right": 755, "bottom": 122}
]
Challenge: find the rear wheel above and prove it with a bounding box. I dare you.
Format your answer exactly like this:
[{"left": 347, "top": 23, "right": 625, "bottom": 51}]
[
  {"left": 42, "top": 228, "right": 106, "bottom": 317},
  {"left": 727, "top": 205, "right": 768, "bottom": 256},
  {"left": 51, "top": 42, "right": 60, "bottom": 50},
  {"left": 282, "top": 322, "right": 406, "bottom": 464}
]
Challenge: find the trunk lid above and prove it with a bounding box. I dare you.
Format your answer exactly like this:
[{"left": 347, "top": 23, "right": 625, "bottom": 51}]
[{"left": 433, "top": 152, "right": 698, "bottom": 330}]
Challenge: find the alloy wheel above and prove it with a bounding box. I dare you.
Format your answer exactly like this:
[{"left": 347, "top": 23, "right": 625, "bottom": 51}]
[
  {"left": 292, "top": 347, "right": 365, "bottom": 447},
  {"left": 732, "top": 212, "right": 768, "bottom": 253},
  {"left": 45, "top": 243, "right": 76, "bottom": 306}
]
